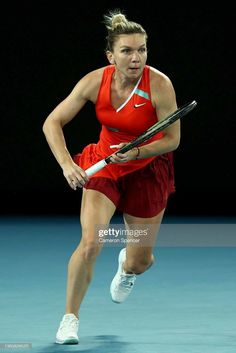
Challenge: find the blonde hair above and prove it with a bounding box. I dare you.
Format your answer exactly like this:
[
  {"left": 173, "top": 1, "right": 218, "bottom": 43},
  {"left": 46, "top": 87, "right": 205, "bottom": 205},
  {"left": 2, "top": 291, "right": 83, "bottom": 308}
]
[{"left": 103, "top": 9, "right": 147, "bottom": 51}]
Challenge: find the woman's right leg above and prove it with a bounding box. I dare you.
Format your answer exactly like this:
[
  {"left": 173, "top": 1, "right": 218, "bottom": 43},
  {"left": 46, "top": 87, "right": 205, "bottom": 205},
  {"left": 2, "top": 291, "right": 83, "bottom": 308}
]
[{"left": 65, "top": 188, "right": 116, "bottom": 317}]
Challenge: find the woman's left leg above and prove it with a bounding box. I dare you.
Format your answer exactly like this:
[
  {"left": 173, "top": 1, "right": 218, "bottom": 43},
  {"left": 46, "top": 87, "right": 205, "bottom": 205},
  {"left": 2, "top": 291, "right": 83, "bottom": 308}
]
[
  {"left": 110, "top": 209, "right": 165, "bottom": 303},
  {"left": 123, "top": 209, "right": 165, "bottom": 274}
]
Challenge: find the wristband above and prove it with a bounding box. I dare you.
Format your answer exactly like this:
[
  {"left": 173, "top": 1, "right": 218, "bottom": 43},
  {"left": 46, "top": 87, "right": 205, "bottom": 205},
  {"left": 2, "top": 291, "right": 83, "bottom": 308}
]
[{"left": 135, "top": 147, "right": 140, "bottom": 160}]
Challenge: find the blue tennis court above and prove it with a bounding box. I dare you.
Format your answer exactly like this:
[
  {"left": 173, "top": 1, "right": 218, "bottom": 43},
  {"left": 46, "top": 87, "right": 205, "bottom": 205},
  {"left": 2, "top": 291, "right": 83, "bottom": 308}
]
[{"left": 0, "top": 215, "right": 236, "bottom": 353}]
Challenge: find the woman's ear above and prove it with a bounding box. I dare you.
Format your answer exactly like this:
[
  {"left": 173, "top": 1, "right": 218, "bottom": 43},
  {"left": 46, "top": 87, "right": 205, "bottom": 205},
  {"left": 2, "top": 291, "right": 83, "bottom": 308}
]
[{"left": 106, "top": 51, "right": 115, "bottom": 64}]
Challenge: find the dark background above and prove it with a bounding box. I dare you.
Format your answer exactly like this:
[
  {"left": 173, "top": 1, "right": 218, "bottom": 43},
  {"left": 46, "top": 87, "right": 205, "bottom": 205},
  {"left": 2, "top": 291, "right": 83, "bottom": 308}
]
[{"left": 1, "top": 1, "right": 235, "bottom": 217}]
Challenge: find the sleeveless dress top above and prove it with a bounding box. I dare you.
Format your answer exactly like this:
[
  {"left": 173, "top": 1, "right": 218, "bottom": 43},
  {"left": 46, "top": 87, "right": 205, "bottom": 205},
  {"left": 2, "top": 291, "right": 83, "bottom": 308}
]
[{"left": 74, "top": 65, "right": 167, "bottom": 180}]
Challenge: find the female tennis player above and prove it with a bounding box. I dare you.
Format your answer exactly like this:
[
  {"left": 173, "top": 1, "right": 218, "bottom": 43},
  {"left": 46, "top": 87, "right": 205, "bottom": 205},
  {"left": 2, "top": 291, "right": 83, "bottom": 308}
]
[{"left": 43, "top": 9, "right": 180, "bottom": 344}]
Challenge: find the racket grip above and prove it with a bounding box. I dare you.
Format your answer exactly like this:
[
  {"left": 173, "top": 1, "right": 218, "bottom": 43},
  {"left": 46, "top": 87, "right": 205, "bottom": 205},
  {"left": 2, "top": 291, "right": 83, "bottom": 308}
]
[{"left": 85, "top": 159, "right": 108, "bottom": 177}]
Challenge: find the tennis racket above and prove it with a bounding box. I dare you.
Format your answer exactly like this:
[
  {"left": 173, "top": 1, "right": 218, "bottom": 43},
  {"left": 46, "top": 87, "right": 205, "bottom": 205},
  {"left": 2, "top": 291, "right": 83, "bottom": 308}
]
[{"left": 85, "top": 100, "right": 197, "bottom": 177}]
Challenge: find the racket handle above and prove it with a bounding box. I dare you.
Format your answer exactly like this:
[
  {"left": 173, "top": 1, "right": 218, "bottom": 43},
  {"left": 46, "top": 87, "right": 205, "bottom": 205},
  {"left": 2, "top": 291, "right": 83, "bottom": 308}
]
[{"left": 85, "top": 159, "right": 108, "bottom": 177}]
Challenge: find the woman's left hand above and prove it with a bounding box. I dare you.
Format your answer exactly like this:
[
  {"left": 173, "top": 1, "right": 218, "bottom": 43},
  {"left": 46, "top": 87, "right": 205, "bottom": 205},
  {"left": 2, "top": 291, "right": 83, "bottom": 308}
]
[{"left": 109, "top": 143, "right": 139, "bottom": 163}]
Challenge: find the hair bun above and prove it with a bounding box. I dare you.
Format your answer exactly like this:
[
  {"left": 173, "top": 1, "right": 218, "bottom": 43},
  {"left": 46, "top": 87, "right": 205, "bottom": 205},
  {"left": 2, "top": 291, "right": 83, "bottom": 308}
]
[
  {"left": 111, "top": 14, "right": 127, "bottom": 29},
  {"left": 103, "top": 9, "right": 147, "bottom": 51}
]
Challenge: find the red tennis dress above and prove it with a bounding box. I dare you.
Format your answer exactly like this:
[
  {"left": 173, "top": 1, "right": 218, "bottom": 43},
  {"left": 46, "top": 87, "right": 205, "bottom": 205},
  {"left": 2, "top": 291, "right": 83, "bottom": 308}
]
[{"left": 74, "top": 65, "right": 175, "bottom": 217}]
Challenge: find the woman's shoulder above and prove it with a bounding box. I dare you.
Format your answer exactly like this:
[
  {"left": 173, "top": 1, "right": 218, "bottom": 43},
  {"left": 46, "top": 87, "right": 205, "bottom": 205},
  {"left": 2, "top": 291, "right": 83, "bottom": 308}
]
[
  {"left": 83, "top": 65, "right": 114, "bottom": 81},
  {"left": 148, "top": 65, "right": 176, "bottom": 107},
  {"left": 148, "top": 66, "right": 173, "bottom": 85},
  {"left": 78, "top": 66, "right": 110, "bottom": 102},
  {"left": 82, "top": 66, "right": 107, "bottom": 83},
  {"left": 148, "top": 65, "right": 175, "bottom": 96}
]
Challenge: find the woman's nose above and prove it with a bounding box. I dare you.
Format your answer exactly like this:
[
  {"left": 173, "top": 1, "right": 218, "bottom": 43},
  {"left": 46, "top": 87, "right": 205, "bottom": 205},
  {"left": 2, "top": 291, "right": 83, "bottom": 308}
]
[{"left": 131, "top": 51, "right": 140, "bottom": 62}]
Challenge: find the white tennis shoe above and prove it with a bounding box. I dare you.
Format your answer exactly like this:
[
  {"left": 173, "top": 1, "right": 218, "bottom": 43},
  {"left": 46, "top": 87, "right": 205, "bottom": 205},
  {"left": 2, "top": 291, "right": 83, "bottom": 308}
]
[
  {"left": 55, "top": 313, "right": 79, "bottom": 344},
  {"left": 110, "top": 248, "right": 137, "bottom": 303}
]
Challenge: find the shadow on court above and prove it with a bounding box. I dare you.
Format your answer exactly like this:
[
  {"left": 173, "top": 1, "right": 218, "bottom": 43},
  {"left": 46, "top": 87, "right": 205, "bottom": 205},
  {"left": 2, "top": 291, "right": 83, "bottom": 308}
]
[{"left": 37, "top": 335, "right": 129, "bottom": 353}]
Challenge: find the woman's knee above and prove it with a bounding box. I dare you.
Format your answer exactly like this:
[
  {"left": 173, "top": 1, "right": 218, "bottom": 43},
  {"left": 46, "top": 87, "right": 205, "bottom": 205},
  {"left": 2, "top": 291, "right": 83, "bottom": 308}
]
[
  {"left": 125, "top": 254, "right": 155, "bottom": 274},
  {"left": 79, "top": 238, "right": 101, "bottom": 263}
]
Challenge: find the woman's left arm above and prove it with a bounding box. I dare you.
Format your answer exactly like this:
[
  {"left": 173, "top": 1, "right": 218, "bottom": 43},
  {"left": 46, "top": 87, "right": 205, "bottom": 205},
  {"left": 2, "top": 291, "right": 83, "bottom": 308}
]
[{"left": 137, "top": 69, "right": 180, "bottom": 159}]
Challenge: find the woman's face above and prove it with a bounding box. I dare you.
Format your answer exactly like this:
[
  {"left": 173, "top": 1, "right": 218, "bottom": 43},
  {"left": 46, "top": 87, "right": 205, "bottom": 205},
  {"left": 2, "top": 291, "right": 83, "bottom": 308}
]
[{"left": 107, "top": 33, "right": 147, "bottom": 81}]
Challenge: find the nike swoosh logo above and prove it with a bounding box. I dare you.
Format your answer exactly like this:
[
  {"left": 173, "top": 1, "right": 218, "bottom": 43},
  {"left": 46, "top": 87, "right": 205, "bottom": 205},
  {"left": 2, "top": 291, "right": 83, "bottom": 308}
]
[{"left": 134, "top": 103, "right": 146, "bottom": 108}]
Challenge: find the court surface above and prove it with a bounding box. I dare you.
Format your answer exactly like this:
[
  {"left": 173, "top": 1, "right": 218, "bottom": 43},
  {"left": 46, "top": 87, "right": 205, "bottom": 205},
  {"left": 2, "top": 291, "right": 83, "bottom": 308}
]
[{"left": 0, "top": 215, "right": 236, "bottom": 353}]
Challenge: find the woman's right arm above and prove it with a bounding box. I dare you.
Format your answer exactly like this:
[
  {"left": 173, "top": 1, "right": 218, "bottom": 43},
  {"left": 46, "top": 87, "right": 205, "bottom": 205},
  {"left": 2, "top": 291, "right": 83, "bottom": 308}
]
[{"left": 42, "top": 68, "right": 103, "bottom": 189}]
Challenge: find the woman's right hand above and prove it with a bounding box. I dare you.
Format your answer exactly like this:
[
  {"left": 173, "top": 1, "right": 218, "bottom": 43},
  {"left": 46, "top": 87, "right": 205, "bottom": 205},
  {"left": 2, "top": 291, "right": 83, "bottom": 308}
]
[{"left": 62, "top": 161, "right": 89, "bottom": 190}]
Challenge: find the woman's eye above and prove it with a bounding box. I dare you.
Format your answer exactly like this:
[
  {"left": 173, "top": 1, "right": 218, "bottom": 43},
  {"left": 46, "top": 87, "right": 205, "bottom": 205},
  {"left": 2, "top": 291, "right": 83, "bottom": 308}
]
[
  {"left": 121, "top": 48, "right": 146, "bottom": 54},
  {"left": 122, "top": 49, "right": 130, "bottom": 53}
]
